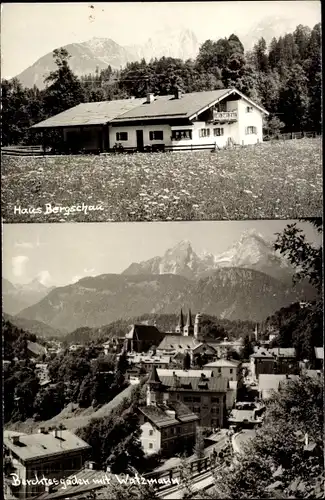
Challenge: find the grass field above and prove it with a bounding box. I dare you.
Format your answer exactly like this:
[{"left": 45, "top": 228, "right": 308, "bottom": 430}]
[{"left": 1, "top": 138, "right": 322, "bottom": 222}]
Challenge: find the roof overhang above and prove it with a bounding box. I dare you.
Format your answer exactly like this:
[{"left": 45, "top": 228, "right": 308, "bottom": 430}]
[{"left": 188, "top": 88, "right": 269, "bottom": 121}]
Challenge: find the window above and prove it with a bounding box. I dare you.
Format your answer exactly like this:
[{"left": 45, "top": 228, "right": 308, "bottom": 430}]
[
  {"left": 171, "top": 129, "right": 192, "bottom": 140},
  {"left": 218, "top": 368, "right": 222, "bottom": 373},
  {"left": 246, "top": 126, "right": 257, "bottom": 135},
  {"left": 149, "top": 443, "right": 153, "bottom": 449},
  {"left": 246, "top": 106, "right": 253, "bottom": 113},
  {"left": 230, "top": 369, "right": 233, "bottom": 374},
  {"left": 212, "top": 397, "right": 219, "bottom": 403},
  {"left": 116, "top": 132, "right": 128, "bottom": 141},
  {"left": 213, "top": 128, "right": 224, "bottom": 136},
  {"left": 149, "top": 430, "right": 154, "bottom": 436},
  {"left": 149, "top": 131, "right": 164, "bottom": 140},
  {"left": 192, "top": 396, "right": 201, "bottom": 403},
  {"left": 199, "top": 128, "right": 210, "bottom": 138}
]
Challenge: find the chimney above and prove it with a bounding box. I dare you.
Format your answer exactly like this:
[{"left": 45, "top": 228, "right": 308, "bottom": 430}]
[
  {"left": 86, "top": 461, "right": 96, "bottom": 470},
  {"left": 174, "top": 88, "right": 182, "bottom": 99},
  {"left": 12, "top": 435, "right": 20, "bottom": 445},
  {"left": 146, "top": 93, "right": 154, "bottom": 104},
  {"left": 52, "top": 428, "right": 58, "bottom": 438}
]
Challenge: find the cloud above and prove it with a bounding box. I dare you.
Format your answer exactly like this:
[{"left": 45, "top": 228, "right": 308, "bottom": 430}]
[
  {"left": 12, "top": 255, "right": 29, "bottom": 277},
  {"left": 37, "top": 270, "right": 52, "bottom": 286}
]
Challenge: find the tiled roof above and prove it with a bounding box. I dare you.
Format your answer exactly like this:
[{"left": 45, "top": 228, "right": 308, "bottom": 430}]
[
  {"left": 315, "top": 347, "right": 324, "bottom": 360},
  {"left": 138, "top": 402, "right": 198, "bottom": 428},
  {"left": 157, "top": 334, "right": 200, "bottom": 351},
  {"left": 159, "top": 374, "right": 228, "bottom": 393},
  {"left": 157, "top": 369, "right": 213, "bottom": 378},
  {"left": 204, "top": 359, "right": 241, "bottom": 368},
  {"left": 3, "top": 429, "right": 91, "bottom": 462},
  {"left": 31, "top": 98, "right": 146, "bottom": 128}
]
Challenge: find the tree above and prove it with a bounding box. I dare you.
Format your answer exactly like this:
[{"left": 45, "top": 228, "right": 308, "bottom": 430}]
[
  {"left": 183, "top": 352, "right": 191, "bottom": 370},
  {"left": 278, "top": 64, "right": 309, "bottom": 131},
  {"left": 212, "top": 375, "right": 324, "bottom": 498},
  {"left": 240, "top": 335, "right": 254, "bottom": 361},
  {"left": 194, "top": 427, "right": 205, "bottom": 459},
  {"left": 274, "top": 220, "right": 322, "bottom": 294},
  {"left": 43, "top": 48, "right": 85, "bottom": 116},
  {"left": 253, "top": 38, "right": 268, "bottom": 73}
]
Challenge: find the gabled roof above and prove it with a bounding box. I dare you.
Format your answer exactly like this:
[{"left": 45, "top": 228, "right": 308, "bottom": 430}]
[
  {"left": 31, "top": 88, "right": 268, "bottom": 130},
  {"left": 31, "top": 98, "right": 146, "bottom": 128},
  {"left": 204, "top": 359, "right": 241, "bottom": 368},
  {"left": 125, "top": 324, "right": 165, "bottom": 342},
  {"left": 138, "top": 401, "right": 198, "bottom": 429},
  {"left": 112, "top": 88, "right": 268, "bottom": 123},
  {"left": 157, "top": 334, "right": 200, "bottom": 351},
  {"left": 3, "top": 429, "right": 91, "bottom": 462},
  {"left": 27, "top": 341, "right": 47, "bottom": 357}
]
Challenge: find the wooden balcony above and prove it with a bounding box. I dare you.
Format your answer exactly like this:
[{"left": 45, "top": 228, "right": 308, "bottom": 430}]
[{"left": 213, "top": 111, "right": 237, "bottom": 122}]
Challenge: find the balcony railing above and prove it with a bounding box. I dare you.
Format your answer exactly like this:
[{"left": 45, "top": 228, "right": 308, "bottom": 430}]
[{"left": 213, "top": 111, "right": 237, "bottom": 121}]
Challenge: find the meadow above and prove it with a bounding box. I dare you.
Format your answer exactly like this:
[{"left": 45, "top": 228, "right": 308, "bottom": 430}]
[{"left": 1, "top": 138, "right": 322, "bottom": 222}]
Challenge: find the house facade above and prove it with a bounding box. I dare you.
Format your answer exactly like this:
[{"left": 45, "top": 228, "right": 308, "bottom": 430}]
[
  {"left": 3, "top": 429, "right": 91, "bottom": 499},
  {"left": 32, "top": 88, "right": 268, "bottom": 153}
]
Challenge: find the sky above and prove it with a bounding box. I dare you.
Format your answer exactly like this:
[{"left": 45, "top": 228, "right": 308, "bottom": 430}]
[
  {"left": 1, "top": 1, "right": 321, "bottom": 78},
  {"left": 2, "top": 220, "right": 322, "bottom": 287}
]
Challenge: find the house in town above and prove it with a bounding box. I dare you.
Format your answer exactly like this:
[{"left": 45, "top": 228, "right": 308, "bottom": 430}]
[
  {"left": 156, "top": 368, "right": 229, "bottom": 429},
  {"left": 3, "top": 428, "right": 91, "bottom": 499},
  {"left": 204, "top": 359, "right": 242, "bottom": 382},
  {"left": 228, "top": 401, "right": 265, "bottom": 429},
  {"left": 31, "top": 88, "right": 268, "bottom": 153},
  {"left": 137, "top": 366, "right": 199, "bottom": 456}
]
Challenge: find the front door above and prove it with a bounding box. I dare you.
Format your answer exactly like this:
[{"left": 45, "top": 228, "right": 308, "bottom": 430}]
[{"left": 136, "top": 130, "right": 144, "bottom": 151}]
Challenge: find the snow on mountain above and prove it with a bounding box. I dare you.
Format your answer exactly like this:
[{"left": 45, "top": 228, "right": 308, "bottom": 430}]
[{"left": 123, "top": 231, "right": 295, "bottom": 282}]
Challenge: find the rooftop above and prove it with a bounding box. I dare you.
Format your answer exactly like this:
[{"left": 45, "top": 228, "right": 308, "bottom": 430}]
[
  {"left": 204, "top": 359, "right": 241, "bottom": 368},
  {"left": 138, "top": 401, "right": 198, "bottom": 428},
  {"left": 31, "top": 88, "right": 268, "bottom": 130},
  {"left": 159, "top": 374, "right": 228, "bottom": 393},
  {"left": 31, "top": 98, "right": 146, "bottom": 128},
  {"left": 157, "top": 335, "right": 200, "bottom": 351},
  {"left": 157, "top": 368, "right": 213, "bottom": 378},
  {"left": 3, "top": 429, "right": 91, "bottom": 462}
]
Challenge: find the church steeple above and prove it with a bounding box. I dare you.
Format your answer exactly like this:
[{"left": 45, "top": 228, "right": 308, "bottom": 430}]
[
  {"left": 175, "top": 309, "right": 185, "bottom": 334},
  {"left": 183, "top": 309, "right": 194, "bottom": 336}
]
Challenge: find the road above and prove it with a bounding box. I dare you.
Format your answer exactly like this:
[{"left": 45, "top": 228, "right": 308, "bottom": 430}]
[{"left": 158, "top": 470, "right": 216, "bottom": 499}]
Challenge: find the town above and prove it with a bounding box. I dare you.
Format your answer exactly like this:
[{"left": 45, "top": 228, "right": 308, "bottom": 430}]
[{"left": 4, "top": 301, "right": 324, "bottom": 499}]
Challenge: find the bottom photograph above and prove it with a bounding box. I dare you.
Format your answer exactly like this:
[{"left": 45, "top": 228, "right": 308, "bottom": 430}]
[{"left": 2, "top": 219, "right": 323, "bottom": 500}]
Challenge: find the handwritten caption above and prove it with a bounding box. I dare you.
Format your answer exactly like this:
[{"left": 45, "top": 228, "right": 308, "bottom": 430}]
[
  {"left": 10, "top": 473, "right": 180, "bottom": 489},
  {"left": 13, "top": 203, "right": 104, "bottom": 216}
]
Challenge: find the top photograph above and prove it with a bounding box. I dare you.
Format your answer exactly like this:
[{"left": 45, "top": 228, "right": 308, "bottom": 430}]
[{"left": 1, "top": 1, "right": 322, "bottom": 223}]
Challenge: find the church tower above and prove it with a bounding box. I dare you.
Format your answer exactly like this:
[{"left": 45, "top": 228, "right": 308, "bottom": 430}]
[
  {"left": 194, "top": 312, "right": 202, "bottom": 339},
  {"left": 146, "top": 365, "right": 164, "bottom": 406},
  {"left": 183, "top": 309, "right": 194, "bottom": 336},
  {"left": 175, "top": 309, "right": 185, "bottom": 334}
]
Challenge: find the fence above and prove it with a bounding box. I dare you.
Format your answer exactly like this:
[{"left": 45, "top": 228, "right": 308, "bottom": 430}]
[{"left": 2, "top": 132, "right": 321, "bottom": 156}]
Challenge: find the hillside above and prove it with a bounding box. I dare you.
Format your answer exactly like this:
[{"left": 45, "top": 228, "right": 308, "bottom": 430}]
[
  {"left": 16, "top": 268, "right": 312, "bottom": 332},
  {"left": 2, "top": 313, "right": 63, "bottom": 339}
]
